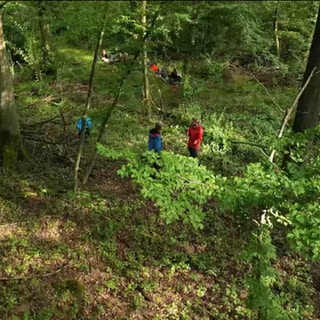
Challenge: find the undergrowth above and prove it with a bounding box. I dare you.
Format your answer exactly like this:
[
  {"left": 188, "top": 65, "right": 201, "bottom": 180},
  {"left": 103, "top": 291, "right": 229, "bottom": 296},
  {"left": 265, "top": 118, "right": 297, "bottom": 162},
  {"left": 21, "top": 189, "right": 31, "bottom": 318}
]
[{"left": 0, "top": 44, "right": 315, "bottom": 319}]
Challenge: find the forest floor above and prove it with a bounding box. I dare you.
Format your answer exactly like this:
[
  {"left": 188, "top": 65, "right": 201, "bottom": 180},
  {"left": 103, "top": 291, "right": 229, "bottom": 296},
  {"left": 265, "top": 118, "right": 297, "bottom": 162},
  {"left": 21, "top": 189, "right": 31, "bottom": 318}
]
[
  {"left": 0, "top": 155, "right": 251, "bottom": 320},
  {"left": 0, "top": 47, "right": 316, "bottom": 319}
]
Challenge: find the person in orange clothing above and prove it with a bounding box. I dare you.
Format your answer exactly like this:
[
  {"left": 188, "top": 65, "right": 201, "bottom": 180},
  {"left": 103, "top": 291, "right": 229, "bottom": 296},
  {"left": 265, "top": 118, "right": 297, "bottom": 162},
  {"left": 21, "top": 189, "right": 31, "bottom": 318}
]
[
  {"left": 150, "top": 63, "right": 159, "bottom": 74},
  {"left": 186, "top": 118, "right": 204, "bottom": 158}
]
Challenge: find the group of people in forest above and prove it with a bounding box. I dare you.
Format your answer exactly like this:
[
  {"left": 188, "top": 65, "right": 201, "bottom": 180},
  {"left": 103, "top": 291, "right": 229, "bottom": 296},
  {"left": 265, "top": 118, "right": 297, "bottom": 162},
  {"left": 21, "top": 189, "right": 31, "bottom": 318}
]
[
  {"left": 148, "top": 62, "right": 182, "bottom": 89},
  {"left": 101, "top": 49, "right": 129, "bottom": 64},
  {"left": 148, "top": 118, "right": 204, "bottom": 158},
  {"left": 78, "top": 50, "right": 197, "bottom": 161},
  {"left": 101, "top": 48, "right": 182, "bottom": 90},
  {"left": 76, "top": 116, "right": 204, "bottom": 160}
]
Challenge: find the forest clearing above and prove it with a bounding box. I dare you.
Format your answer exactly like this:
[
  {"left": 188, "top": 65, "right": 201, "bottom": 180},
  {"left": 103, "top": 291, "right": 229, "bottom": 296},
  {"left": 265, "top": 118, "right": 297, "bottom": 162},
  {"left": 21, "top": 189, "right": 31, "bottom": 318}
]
[{"left": 0, "top": 1, "right": 320, "bottom": 319}]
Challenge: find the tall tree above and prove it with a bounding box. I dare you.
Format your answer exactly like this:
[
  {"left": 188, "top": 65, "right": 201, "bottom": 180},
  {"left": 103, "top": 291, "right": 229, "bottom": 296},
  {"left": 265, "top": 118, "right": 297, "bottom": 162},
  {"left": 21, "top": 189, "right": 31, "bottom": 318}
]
[
  {"left": 273, "top": 1, "right": 280, "bottom": 58},
  {"left": 74, "top": 18, "right": 106, "bottom": 192},
  {"left": 291, "top": 6, "right": 320, "bottom": 133},
  {"left": 0, "top": 7, "right": 24, "bottom": 167},
  {"left": 38, "top": 0, "right": 52, "bottom": 71}
]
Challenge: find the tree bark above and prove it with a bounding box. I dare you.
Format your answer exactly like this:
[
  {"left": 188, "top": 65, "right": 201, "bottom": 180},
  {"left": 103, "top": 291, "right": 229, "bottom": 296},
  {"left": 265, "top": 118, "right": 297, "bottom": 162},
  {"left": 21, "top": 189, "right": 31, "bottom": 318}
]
[
  {"left": 0, "top": 11, "right": 24, "bottom": 167},
  {"left": 291, "top": 6, "right": 320, "bottom": 133},
  {"left": 282, "top": 8, "right": 320, "bottom": 169}
]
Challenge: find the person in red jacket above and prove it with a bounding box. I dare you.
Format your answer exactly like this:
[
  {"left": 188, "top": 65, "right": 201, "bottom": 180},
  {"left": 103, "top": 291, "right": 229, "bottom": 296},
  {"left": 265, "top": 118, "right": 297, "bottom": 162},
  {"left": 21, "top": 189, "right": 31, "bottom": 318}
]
[
  {"left": 187, "top": 118, "right": 204, "bottom": 158},
  {"left": 150, "top": 63, "right": 159, "bottom": 74}
]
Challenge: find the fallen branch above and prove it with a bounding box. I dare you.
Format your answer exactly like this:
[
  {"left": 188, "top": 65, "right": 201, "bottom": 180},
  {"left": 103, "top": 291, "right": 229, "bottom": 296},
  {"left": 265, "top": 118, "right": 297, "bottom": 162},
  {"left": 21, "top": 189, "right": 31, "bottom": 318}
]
[
  {"left": 22, "top": 116, "right": 60, "bottom": 128},
  {"left": 0, "top": 215, "right": 64, "bottom": 229},
  {"left": 44, "top": 95, "right": 62, "bottom": 105},
  {"left": 0, "top": 263, "right": 68, "bottom": 281},
  {"left": 0, "top": 222, "right": 18, "bottom": 227},
  {"left": 229, "top": 63, "right": 284, "bottom": 113},
  {"left": 23, "top": 136, "right": 66, "bottom": 145},
  {"left": 259, "top": 148, "right": 270, "bottom": 159},
  {"left": 269, "top": 67, "right": 316, "bottom": 162},
  {"left": 249, "top": 72, "right": 284, "bottom": 113},
  {"left": 230, "top": 140, "right": 269, "bottom": 149}
]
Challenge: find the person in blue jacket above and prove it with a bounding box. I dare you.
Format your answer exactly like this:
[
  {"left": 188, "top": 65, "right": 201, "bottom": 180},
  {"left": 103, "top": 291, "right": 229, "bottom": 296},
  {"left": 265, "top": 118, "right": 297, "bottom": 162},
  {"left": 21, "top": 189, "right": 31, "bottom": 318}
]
[
  {"left": 148, "top": 121, "right": 163, "bottom": 152},
  {"left": 148, "top": 121, "right": 163, "bottom": 171},
  {"left": 76, "top": 116, "right": 92, "bottom": 137}
]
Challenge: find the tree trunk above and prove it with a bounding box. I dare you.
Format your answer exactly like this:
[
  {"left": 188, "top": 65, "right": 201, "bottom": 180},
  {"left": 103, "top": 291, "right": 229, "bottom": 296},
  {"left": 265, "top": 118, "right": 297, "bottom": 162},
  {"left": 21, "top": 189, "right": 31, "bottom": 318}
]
[
  {"left": 74, "top": 21, "right": 105, "bottom": 192},
  {"left": 292, "top": 6, "right": 320, "bottom": 133},
  {"left": 142, "top": 0, "right": 151, "bottom": 119},
  {"left": 0, "top": 11, "right": 24, "bottom": 167},
  {"left": 269, "top": 68, "right": 316, "bottom": 163},
  {"left": 38, "top": 0, "right": 52, "bottom": 73},
  {"left": 82, "top": 9, "right": 160, "bottom": 186},
  {"left": 273, "top": 2, "right": 280, "bottom": 58}
]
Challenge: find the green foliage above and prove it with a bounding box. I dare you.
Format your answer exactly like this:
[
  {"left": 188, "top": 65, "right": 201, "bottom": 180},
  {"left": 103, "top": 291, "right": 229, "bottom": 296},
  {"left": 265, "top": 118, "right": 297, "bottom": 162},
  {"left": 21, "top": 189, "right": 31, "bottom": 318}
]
[
  {"left": 116, "top": 125, "right": 320, "bottom": 261},
  {"left": 23, "top": 32, "right": 42, "bottom": 78},
  {"left": 277, "top": 1, "right": 318, "bottom": 64},
  {"left": 2, "top": 0, "right": 316, "bottom": 79},
  {"left": 288, "top": 201, "right": 320, "bottom": 259},
  {"left": 118, "top": 151, "right": 216, "bottom": 229},
  {"left": 2, "top": 2, "right": 320, "bottom": 318},
  {"left": 2, "top": 2, "right": 33, "bottom": 61},
  {"left": 244, "top": 215, "right": 289, "bottom": 320},
  {"left": 192, "top": 60, "right": 226, "bottom": 81},
  {"left": 3, "top": 143, "right": 18, "bottom": 168},
  {"left": 244, "top": 212, "right": 314, "bottom": 319},
  {"left": 52, "top": 2, "right": 109, "bottom": 49}
]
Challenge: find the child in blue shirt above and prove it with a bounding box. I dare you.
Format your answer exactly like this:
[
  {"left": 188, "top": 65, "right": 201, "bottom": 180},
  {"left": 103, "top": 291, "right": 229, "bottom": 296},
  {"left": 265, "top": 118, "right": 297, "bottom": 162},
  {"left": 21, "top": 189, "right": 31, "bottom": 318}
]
[
  {"left": 76, "top": 116, "right": 92, "bottom": 137},
  {"left": 148, "top": 121, "right": 163, "bottom": 152}
]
